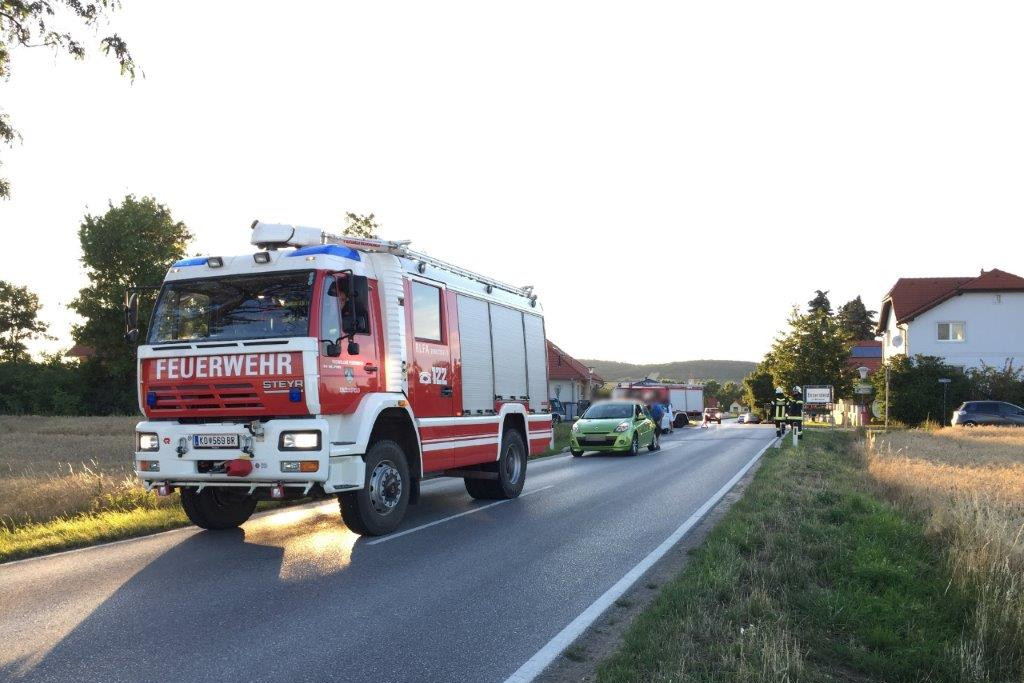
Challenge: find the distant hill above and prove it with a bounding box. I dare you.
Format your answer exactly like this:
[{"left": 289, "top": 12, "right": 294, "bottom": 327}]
[{"left": 581, "top": 359, "right": 758, "bottom": 384}]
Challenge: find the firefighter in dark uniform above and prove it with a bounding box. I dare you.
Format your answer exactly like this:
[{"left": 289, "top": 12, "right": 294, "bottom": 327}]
[
  {"left": 772, "top": 387, "right": 789, "bottom": 437},
  {"left": 787, "top": 386, "right": 804, "bottom": 439}
]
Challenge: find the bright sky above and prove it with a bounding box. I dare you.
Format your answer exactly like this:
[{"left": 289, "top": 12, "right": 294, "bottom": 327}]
[{"left": 2, "top": 1, "right": 1022, "bottom": 364}]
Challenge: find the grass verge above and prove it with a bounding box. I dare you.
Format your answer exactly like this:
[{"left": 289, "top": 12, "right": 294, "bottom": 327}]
[
  {"left": 596, "top": 430, "right": 977, "bottom": 682},
  {"left": 0, "top": 503, "right": 190, "bottom": 563},
  {"left": 535, "top": 422, "right": 572, "bottom": 458}
]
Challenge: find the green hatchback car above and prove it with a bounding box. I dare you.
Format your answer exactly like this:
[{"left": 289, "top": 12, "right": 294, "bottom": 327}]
[{"left": 569, "top": 400, "right": 660, "bottom": 457}]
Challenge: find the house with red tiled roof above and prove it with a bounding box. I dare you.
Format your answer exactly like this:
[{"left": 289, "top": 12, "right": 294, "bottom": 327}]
[
  {"left": 877, "top": 268, "right": 1024, "bottom": 368},
  {"left": 547, "top": 341, "right": 604, "bottom": 414},
  {"left": 848, "top": 340, "right": 883, "bottom": 375}
]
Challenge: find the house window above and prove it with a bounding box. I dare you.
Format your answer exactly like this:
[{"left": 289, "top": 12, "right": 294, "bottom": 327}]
[
  {"left": 995, "top": 294, "right": 1003, "bottom": 304},
  {"left": 411, "top": 281, "right": 443, "bottom": 342},
  {"left": 937, "top": 321, "right": 965, "bottom": 342}
]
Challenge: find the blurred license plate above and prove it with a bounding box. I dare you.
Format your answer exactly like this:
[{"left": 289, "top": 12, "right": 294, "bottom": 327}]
[{"left": 193, "top": 434, "right": 239, "bottom": 449}]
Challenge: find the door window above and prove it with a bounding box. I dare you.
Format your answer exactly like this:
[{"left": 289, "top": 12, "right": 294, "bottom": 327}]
[
  {"left": 998, "top": 403, "right": 1022, "bottom": 416},
  {"left": 411, "top": 281, "right": 443, "bottom": 342},
  {"left": 320, "top": 279, "right": 342, "bottom": 353}
]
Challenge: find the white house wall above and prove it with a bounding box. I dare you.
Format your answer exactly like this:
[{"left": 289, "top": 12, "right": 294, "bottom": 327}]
[
  {"left": 905, "top": 292, "right": 1024, "bottom": 368},
  {"left": 549, "top": 379, "right": 581, "bottom": 403},
  {"left": 882, "top": 307, "right": 907, "bottom": 363}
]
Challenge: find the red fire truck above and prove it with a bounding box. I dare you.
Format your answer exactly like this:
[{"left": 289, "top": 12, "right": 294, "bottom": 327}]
[{"left": 126, "top": 223, "right": 553, "bottom": 536}]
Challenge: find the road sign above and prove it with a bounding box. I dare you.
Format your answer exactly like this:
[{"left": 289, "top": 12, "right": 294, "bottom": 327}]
[
  {"left": 804, "top": 385, "right": 833, "bottom": 404},
  {"left": 855, "top": 382, "right": 873, "bottom": 394}
]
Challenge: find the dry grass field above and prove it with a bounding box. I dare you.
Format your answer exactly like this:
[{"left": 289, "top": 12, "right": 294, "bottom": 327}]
[
  {"left": 869, "top": 427, "right": 1024, "bottom": 680},
  {"left": 0, "top": 415, "right": 175, "bottom": 528}
]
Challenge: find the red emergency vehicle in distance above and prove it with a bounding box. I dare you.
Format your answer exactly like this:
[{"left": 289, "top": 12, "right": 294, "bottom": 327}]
[
  {"left": 612, "top": 379, "right": 704, "bottom": 428},
  {"left": 127, "top": 223, "right": 552, "bottom": 536}
]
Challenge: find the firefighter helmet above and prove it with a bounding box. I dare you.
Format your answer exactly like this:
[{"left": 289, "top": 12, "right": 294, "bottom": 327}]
[
  {"left": 775, "top": 386, "right": 784, "bottom": 395},
  {"left": 793, "top": 386, "right": 802, "bottom": 395}
]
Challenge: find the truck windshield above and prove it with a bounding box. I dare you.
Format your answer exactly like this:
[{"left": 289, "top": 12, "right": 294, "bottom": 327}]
[
  {"left": 148, "top": 271, "right": 315, "bottom": 344},
  {"left": 582, "top": 403, "right": 633, "bottom": 419}
]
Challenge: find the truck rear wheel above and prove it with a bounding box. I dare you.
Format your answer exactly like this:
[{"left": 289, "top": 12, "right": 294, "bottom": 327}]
[
  {"left": 181, "top": 487, "right": 257, "bottom": 530},
  {"left": 465, "top": 429, "right": 527, "bottom": 500},
  {"left": 340, "top": 439, "right": 410, "bottom": 536},
  {"left": 674, "top": 414, "right": 689, "bottom": 428}
]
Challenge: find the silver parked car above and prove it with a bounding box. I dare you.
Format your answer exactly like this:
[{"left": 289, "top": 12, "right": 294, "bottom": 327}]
[{"left": 951, "top": 401, "right": 1024, "bottom": 427}]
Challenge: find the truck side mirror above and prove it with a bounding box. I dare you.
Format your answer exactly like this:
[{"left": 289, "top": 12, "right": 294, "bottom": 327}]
[
  {"left": 347, "top": 340, "right": 360, "bottom": 355},
  {"left": 325, "top": 340, "right": 341, "bottom": 357},
  {"left": 347, "top": 275, "right": 370, "bottom": 334},
  {"left": 123, "top": 292, "right": 139, "bottom": 344}
]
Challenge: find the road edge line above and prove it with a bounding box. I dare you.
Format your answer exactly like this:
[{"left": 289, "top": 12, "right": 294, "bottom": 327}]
[{"left": 502, "top": 435, "right": 779, "bottom": 683}]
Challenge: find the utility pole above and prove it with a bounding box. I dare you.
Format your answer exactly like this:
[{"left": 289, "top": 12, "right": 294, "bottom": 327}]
[
  {"left": 884, "top": 364, "right": 890, "bottom": 430},
  {"left": 939, "top": 378, "right": 951, "bottom": 428}
]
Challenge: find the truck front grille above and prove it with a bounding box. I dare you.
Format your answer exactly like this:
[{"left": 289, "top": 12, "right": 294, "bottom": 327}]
[{"left": 149, "top": 382, "right": 263, "bottom": 411}]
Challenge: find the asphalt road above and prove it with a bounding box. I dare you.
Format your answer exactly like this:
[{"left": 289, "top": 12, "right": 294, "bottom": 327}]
[{"left": 0, "top": 423, "right": 776, "bottom": 683}]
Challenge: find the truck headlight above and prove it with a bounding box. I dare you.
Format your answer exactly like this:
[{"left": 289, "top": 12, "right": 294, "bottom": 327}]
[
  {"left": 279, "top": 431, "right": 321, "bottom": 451},
  {"left": 137, "top": 432, "right": 159, "bottom": 452}
]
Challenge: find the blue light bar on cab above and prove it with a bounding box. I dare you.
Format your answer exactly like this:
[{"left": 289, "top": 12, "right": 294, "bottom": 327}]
[{"left": 286, "top": 245, "right": 361, "bottom": 261}]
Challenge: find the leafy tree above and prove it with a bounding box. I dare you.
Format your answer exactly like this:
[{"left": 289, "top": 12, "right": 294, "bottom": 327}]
[
  {"left": 0, "top": 280, "right": 49, "bottom": 360},
  {"left": 743, "top": 366, "right": 776, "bottom": 419},
  {"left": 68, "top": 195, "right": 191, "bottom": 412},
  {"left": 1, "top": 1, "right": 135, "bottom": 198},
  {"left": 967, "top": 361, "right": 1024, "bottom": 407},
  {"left": 764, "top": 305, "right": 854, "bottom": 400},
  {"left": 807, "top": 290, "right": 832, "bottom": 316},
  {"left": 702, "top": 379, "right": 721, "bottom": 406},
  {"left": 343, "top": 212, "right": 380, "bottom": 238},
  {"left": 718, "top": 381, "right": 743, "bottom": 409},
  {"left": 837, "top": 296, "right": 878, "bottom": 341},
  {"left": 872, "top": 355, "right": 970, "bottom": 426}
]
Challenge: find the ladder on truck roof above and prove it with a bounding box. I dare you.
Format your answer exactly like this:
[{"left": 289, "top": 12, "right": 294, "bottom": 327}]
[{"left": 324, "top": 233, "right": 536, "bottom": 300}]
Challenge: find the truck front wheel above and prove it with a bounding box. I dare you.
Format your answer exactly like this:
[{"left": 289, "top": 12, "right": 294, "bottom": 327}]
[
  {"left": 465, "top": 429, "right": 527, "bottom": 500},
  {"left": 339, "top": 439, "right": 410, "bottom": 536},
  {"left": 181, "top": 487, "right": 257, "bottom": 530}
]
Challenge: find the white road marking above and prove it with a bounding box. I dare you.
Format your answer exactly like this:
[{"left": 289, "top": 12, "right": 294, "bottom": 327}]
[
  {"left": 502, "top": 435, "right": 779, "bottom": 683},
  {"left": 367, "top": 485, "right": 555, "bottom": 546}
]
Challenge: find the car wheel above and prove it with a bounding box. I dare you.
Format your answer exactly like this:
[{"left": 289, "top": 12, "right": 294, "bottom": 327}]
[
  {"left": 339, "top": 439, "right": 410, "bottom": 536},
  {"left": 627, "top": 434, "right": 639, "bottom": 456},
  {"left": 570, "top": 449, "right": 584, "bottom": 457}
]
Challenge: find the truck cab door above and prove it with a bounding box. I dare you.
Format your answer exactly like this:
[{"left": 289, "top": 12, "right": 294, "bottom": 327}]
[
  {"left": 405, "top": 278, "right": 454, "bottom": 470},
  {"left": 318, "top": 274, "right": 381, "bottom": 414}
]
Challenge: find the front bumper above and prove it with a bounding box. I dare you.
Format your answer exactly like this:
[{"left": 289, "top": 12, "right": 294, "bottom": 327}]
[
  {"left": 570, "top": 432, "right": 633, "bottom": 451},
  {"left": 133, "top": 418, "right": 361, "bottom": 492}
]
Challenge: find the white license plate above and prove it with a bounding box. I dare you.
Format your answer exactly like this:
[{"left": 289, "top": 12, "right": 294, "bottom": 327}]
[{"left": 192, "top": 434, "right": 239, "bottom": 449}]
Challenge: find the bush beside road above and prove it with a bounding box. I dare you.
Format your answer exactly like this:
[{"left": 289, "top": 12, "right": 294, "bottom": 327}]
[{"left": 596, "top": 430, "right": 987, "bottom": 682}]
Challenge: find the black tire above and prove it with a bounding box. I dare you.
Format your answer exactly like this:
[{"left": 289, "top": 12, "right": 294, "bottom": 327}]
[
  {"left": 674, "top": 414, "right": 689, "bottom": 428},
  {"left": 570, "top": 449, "right": 584, "bottom": 457},
  {"left": 627, "top": 433, "right": 639, "bottom": 456},
  {"left": 339, "top": 439, "right": 410, "bottom": 536},
  {"left": 465, "top": 429, "right": 528, "bottom": 500},
  {"left": 647, "top": 430, "right": 660, "bottom": 452},
  {"left": 180, "top": 487, "right": 257, "bottom": 530}
]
